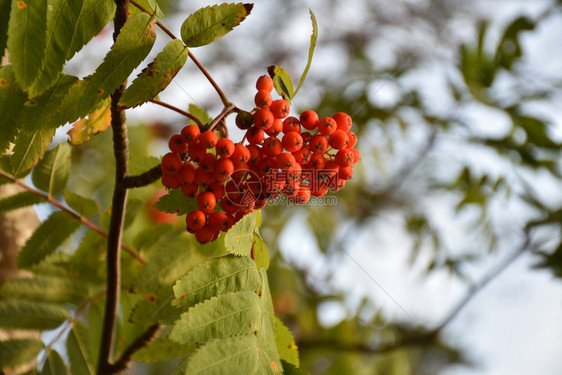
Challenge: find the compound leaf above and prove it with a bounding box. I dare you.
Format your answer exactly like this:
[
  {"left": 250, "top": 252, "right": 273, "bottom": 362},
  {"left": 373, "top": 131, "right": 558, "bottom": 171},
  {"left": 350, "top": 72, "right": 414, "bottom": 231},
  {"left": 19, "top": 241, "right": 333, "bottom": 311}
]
[
  {"left": 130, "top": 0, "right": 164, "bottom": 18},
  {"left": 32, "top": 142, "right": 71, "bottom": 196},
  {"left": 224, "top": 211, "right": 256, "bottom": 256},
  {"left": 0, "top": 0, "right": 11, "bottom": 57},
  {"left": 67, "top": 97, "right": 111, "bottom": 146},
  {"left": 0, "top": 275, "right": 90, "bottom": 305},
  {"left": 0, "top": 339, "right": 44, "bottom": 371},
  {"left": 41, "top": 350, "right": 69, "bottom": 375},
  {"left": 180, "top": 3, "right": 253, "bottom": 47},
  {"left": 11, "top": 127, "right": 56, "bottom": 177},
  {"left": 0, "top": 191, "right": 44, "bottom": 214},
  {"left": 0, "top": 300, "right": 69, "bottom": 330},
  {"left": 0, "top": 65, "right": 27, "bottom": 153},
  {"left": 17, "top": 210, "right": 82, "bottom": 269},
  {"left": 7, "top": 0, "right": 47, "bottom": 89},
  {"left": 132, "top": 336, "right": 194, "bottom": 363},
  {"left": 172, "top": 255, "right": 261, "bottom": 309},
  {"left": 120, "top": 38, "right": 188, "bottom": 108},
  {"left": 169, "top": 290, "right": 261, "bottom": 345},
  {"left": 184, "top": 334, "right": 259, "bottom": 375},
  {"left": 64, "top": 190, "right": 100, "bottom": 217},
  {"left": 267, "top": 65, "right": 294, "bottom": 103},
  {"left": 257, "top": 312, "right": 283, "bottom": 374},
  {"left": 67, "top": 321, "right": 95, "bottom": 375},
  {"left": 153, "top": 188, "right": 197, "bottom": 215},
  {"left": 293, "top": 9, "right": 318, "bottom": 97},
  {"left": 274, "top": 317, "right": 299, "bottom": 367}
]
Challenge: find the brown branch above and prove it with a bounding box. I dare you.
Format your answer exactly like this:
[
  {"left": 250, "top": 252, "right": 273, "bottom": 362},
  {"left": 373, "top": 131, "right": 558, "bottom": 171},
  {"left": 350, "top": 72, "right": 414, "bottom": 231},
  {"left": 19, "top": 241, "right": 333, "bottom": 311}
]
[
  {"left": 188, "top": 51, "right": 231, "bottom": 107},
  {"left": 207, "top": 104, "right": 236, "bottom": 132},
  {"left": 0, "top": 169, "right": 145, "bottom": 264},
  {"left": 97, "top": 0, "right": 131, "bottom": 373},
  {"left": 123, "top": 165, "right": 162, "bottom": 188},
  {"left": 149, "top": 99, "right": 204, "bottom": 128},
  {"left": 105, "top": 323, "right": 163, "bottom": 373}
]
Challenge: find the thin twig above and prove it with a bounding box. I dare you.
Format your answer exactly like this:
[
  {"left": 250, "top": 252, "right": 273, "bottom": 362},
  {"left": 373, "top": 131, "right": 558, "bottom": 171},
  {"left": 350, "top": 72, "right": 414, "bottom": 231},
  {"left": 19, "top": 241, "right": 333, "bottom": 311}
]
[
  {"left": 149, "top": 99, "right": 204, "bottom": 128},
  {"left": 0, "top": 169, "right": 145, "bottom": 264},
  {"left": 207, "top": 104, "right": 236, "bottom": 132},
  {"left": 188, "top": 51, "right": 232, "bottom": 106}
]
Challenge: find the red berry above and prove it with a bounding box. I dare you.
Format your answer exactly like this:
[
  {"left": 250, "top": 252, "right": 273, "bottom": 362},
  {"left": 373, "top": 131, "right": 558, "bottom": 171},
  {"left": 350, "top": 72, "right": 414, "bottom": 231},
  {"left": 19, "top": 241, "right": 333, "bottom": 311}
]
[
  {"left": 197, "top": 191, "right": 217, "bottom": 215},
  {"left": 333, "top": 112, "right": 353, "bottom": 132},
  {"left": 208, "top": 212, "right": 231, "bottom": 231},
  {"left": 318, "top": 117, "right": 337, "bottom": 136},
  {"left": 231, "top": 144, "right": 251, "bottom": 164},
  {"left": 194, "top": 225, "right": 215, "bottom": 244},
  {"left": 213, "top": 158, "right": 234, "bottom": 182},
  {"left": 207, "top": 182, "right": 226, "bottom": 200},
  {"left": 300, "top": 110, "right": 319, "bottom": 130},
  {"left": 194, "top": 167, "right": 212, "bottom": 185},
  {"left": 246, "top": 126, "right": 265, "bottom": 144},
  {"left": 161, "top": 172, "right": 181, "bottom": 189},
  {"left": 181, "top": 182, "right": 199, "bottom": 198},
  {"left": 270, "top": 100, "right": 290, "bottom": 119},
  {"left": 254, "top": 109, "right": 274, "bottom": 130},
  {"left": 254, "top": 198, "right": 267, "bottom": 210},
  {"left": 199, "top": 131, "right": 218, "bottom": 149},
  {"left": 281, "top": 132, "right": 303, "bottom": 153},
  {"left": 335, "top": 148, "right": 354, "bottom": 168},
  {"left": 221, "top": 196, "right": 240, "bottom": 215},
  {"left": 259, "top": 157, "right": 278, "bottom": 175},
  {"left": 200, "top": 153, "right": 217, "bottom": 171},
  {"left": 309, "top": 134, "right": 328, "bottom": 154},
  {"left": 256, "top": 75, "right": 274, "bottom": 92},
  {"left": 294, "top": 184, "right": 311, "bottom": 204},
  {"left": 282, "top": 117, "right": 301, "bottom": 133},
  {"left": 186, "top": 210, "right": 206, "bottom": 231},
  {"left": 265, "top": 119, "right": 283, "bottom": 137},
  {"left": 216, "top": 138, "right": 235, "bottom": 158},
  {"left": 338, "top": 166, "right": 353, "bottom": 180},
  {"left": 247, "top": 145, "right": 263, "bottom": 165},
  {"left": 276, "top": 153, "right": 296, "bottom": 169},
  {"left": 328, "top": 129, "right": 350, "bottom": 149},
  {"left": 350, "top": 147, "right": 361, "bottom": 164},
  {"left": 169, "top": 134, "right": 187, "bottom": 154},
  {"left": 177, "top": 163, "right": 196, "bottom": 184},
  {"left": 347, "top": 131, "right": 358, "bottom": 147},
  {"left": 254, "top": 90, "right": 273, "bottom": 109},
  {"left": 161, "top": 153, "right": 182, "bottom": 174},
  {"left": 292, "top": 146, "right": 311, "bottom": 165},
  {"left": 262, "top": 137, "right": 283, "bottom": 157},
  {"left": 188, "top": 144, "right": 206, "bottom": 164},
  {"left": 181, "top": 125, "right": 201, "bottom": 143},
  {"left": 309, "top": 153, "right": 326, "bottom": 169}
]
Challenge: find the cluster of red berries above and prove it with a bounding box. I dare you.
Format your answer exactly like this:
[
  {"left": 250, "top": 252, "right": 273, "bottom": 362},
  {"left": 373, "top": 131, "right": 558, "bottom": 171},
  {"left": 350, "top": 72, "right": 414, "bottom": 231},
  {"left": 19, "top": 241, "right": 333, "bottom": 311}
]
[{"left": 160, "top": 75, "right": 360, "bottom": 244}]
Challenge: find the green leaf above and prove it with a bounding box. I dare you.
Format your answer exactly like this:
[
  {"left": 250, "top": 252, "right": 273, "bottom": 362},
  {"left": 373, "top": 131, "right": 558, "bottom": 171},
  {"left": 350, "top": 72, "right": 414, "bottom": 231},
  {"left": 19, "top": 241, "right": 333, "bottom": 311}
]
[
  {"left": 172, "top": 255, "right": 261, "bottom": 309},
  {"left": 258, "top": 268, "right": 274, "bottom": 320},
  {"left": 0, "top": 275, "right": 90, "bottom": 305},
  {"left": 184, "top": 334, "right": 260, "bottom": 375},
  {"left": 274, "top": 317, "right": 299, "bottom": 367},
  {"left": 153, "top": 188, "right": 198, "bottom": 215},
  {"left": 67, "top": 321, "right": 95, "bottom": 375},
  {"left": 124, "top": 198, "right": 143, "bottom": 229},
  {"left": 32, "top": 142, "right": 71, "bottom": 196},
  {"left": 67, "top": 97, "right": 111, "bottom": 146},
  {"left": 180, "top": 3, "right": 253, "bottom": 47},
  {"left": 224, "top": 212, "right": 256, "bottom": 256},
  {"left": 11, "top": 127, "right": 56, "bottom": 177},
  {"left": 0, "top": 65, "right": 27, "bottom": 153},
  {"left": 188, "top": 103, "right": 213, "bottom": 126},
  {"left": 293, "top": 9, "right": 318, "bottom": 97},
  {"left": 0, "top": 0, "right": 11, "bottom": 58},
  {"left": 0, "top": 300, "right": 69, "bottom": 330},
  {"left": 253, "top": 234, "right": 270, "bottom": 270},
  {"left": 120, "top": 39, "right": 188, "bottom": 108},
  {"left": 28, "top": 0, "right": 115, "bottom": 97},
  {"left": 258, "top": 312, "right": 283, "bottom": 374},
  {"left": 78, "top": 12, "right": 156, "bottom": 114},
  {"left": 130, "top": 0, "right": 165, "bottom": 18},
  {"left": 0, "top": 339, "right": 44, "bottom": 371},
  {"left": 282, "top": 361, "right": 309, "bottom": 375},
  {"left": 267, "top": 66, "right": 294, "bottom": 103},
  {"left": 169, "top": 290, "right": 261, "bottom": 345},
  {"left": 41, "top": 350, "right": 69, "bottom": 375},
  {"left": 64, "top": 190, "right": 99, "bottom": 217},
  {"left": 7, "top": 0, "right": 47, "bottom": 89},
  {"left": 132, "top": 336, "right": 194, "bottom": 363},
  {"left": 129, "top": 155, "right": 160, "bottom": 175},
  {"left": 18, "top": 211, "right": 82, "bottom": 269},
  {"left": 0, "top": 191, "right": 43, "bottom": 214}
]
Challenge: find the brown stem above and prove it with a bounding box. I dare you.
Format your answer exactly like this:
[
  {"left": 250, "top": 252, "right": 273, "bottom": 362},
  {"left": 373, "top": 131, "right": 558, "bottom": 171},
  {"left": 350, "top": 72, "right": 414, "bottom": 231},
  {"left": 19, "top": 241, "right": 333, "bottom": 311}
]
[
  {"left": 97, "top": 0, "right": 131, "bottom": 373},
  {"left": 188, "top": 51, "right": 232, "bottom": 106},
  {"left": 123, "top": 165, "right": 163, "bottom": 189},
  {"left": 149, "top": 99, "right": 205, "bottom": 128},
  {"left": 106, "top": 324, "right": 163, "bottom": 373},
  {"left": 207, "top": 104, "right": 236, "bottom": 132},
  {"left": 0, "top": 170, "right": 145, "bottom": 263}
]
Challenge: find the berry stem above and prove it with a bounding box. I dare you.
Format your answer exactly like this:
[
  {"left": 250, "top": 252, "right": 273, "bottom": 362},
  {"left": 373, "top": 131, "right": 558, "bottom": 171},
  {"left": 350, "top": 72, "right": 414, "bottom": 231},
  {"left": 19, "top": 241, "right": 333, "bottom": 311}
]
[
  {"left": 149, "top": 99, "right": 204, "bottom": 128},
  {"left": 207, "top": 104, "right": 236, "bottom": 132}
]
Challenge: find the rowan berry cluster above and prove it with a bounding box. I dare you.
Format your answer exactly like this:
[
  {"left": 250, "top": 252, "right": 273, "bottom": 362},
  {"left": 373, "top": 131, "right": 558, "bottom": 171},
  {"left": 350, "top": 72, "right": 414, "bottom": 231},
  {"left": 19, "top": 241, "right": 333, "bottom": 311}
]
[{"left": 160, "top": 75, "right": 360, "bottom": 244}]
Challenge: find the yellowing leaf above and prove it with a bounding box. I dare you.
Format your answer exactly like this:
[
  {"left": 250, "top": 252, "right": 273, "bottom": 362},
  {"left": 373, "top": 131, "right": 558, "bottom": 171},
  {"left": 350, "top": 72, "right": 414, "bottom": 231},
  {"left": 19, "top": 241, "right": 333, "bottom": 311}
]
[{"left": 67, "top": 98, "right": 111, "bottom": 146}]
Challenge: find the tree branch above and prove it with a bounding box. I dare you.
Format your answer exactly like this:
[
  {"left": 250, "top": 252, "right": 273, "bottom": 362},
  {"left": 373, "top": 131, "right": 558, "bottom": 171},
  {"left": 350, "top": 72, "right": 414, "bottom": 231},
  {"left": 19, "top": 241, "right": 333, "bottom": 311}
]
[
  {"left": 105, "top": 324, "right": 163, "bottom": 373},
  {"left": 149, "top": 99, "right": 204, "bottom": 128},
  {"left": 97, "top": 0, "right": 131, "bottom": 373},
  {"left": 123, "top": 165, "right": 162, "bottom": 189}
]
